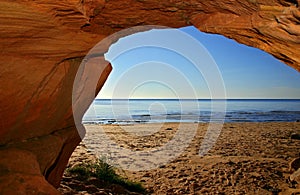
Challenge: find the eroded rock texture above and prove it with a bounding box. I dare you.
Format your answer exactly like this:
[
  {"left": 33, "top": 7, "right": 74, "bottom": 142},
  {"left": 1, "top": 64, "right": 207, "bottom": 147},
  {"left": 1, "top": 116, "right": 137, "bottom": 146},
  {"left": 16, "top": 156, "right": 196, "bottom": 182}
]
[{"left": 0, "top": 0, "right": 299, "bottom": 194}]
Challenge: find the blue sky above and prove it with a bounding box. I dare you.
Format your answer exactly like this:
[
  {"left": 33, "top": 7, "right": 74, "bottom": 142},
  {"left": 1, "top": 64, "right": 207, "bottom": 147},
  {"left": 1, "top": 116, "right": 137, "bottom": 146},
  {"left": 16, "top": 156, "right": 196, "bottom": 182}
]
[{"left": 97, "top": 26, "right": 300, "bottom": 99}]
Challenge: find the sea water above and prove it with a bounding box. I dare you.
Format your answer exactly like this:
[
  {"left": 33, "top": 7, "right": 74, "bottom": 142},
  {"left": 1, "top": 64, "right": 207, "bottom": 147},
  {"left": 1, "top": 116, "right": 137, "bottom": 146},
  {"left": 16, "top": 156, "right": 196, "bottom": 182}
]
[{"left": 83, "top": 99, "right": 300, "bottom": 124}]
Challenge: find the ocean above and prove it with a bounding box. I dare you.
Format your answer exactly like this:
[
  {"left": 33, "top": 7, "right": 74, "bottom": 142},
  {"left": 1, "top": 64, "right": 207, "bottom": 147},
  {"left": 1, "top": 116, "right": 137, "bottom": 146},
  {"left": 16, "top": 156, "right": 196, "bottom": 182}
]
[{"left": 83, "top": 99, "right": 300, "bottom": 124}]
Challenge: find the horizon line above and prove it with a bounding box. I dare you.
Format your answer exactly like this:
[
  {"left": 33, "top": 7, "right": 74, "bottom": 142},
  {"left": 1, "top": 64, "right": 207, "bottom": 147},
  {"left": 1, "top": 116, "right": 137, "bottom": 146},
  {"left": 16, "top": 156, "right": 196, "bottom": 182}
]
[{"left": 95, "top": 98, "right": 300, "bottom": 100}]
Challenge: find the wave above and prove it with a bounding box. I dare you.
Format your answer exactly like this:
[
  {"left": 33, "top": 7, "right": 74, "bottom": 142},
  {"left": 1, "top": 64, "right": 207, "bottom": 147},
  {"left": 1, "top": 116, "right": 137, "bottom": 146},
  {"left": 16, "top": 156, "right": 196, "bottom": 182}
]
[{"left": 83, "top": 110, "right": 300, "bottom": 124}]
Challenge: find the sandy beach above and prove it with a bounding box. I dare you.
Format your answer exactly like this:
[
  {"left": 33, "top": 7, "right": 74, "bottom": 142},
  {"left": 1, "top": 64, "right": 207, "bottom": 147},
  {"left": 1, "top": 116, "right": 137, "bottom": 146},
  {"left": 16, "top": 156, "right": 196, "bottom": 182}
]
[{"left": 59, "top": 122, "right": 300, "bottom": 194}]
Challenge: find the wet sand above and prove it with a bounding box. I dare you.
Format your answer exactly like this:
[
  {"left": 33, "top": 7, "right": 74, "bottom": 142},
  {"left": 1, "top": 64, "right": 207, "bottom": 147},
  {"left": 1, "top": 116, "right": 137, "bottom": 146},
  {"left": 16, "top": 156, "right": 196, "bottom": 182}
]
[{"left": 60, "top": 122, "right": 300, "bottom": 194}]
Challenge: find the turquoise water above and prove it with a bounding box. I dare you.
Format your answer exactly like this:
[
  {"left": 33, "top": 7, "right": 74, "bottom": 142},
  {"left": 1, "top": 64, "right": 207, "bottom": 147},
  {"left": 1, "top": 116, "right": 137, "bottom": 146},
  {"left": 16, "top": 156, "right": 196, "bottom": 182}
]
[{"left": 83, "top": 99, "right": 300, "bottom": 124}]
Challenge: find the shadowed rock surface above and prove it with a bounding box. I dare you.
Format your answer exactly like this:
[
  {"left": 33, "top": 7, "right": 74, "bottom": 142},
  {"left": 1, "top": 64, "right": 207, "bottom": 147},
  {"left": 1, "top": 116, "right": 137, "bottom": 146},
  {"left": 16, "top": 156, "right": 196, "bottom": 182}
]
[{"left": 0, "top": 0, "right": 299, "bottom": 193}]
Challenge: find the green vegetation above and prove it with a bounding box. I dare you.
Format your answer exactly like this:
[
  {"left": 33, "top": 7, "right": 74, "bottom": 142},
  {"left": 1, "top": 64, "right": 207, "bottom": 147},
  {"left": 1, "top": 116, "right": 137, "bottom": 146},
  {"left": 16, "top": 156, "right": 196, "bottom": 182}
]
[
  {"left": 67, "top": 164, "right": 91, "bottom": 180},
  {"left": 67, "top": 157, "right": 145, "bottom": 193}
]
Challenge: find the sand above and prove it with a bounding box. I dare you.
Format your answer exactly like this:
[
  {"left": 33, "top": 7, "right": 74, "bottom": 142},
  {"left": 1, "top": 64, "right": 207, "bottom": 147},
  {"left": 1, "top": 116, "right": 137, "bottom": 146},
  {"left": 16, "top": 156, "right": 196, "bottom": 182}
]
[{"left": 59, "top": 122, "right": 300, "bottom": 194}]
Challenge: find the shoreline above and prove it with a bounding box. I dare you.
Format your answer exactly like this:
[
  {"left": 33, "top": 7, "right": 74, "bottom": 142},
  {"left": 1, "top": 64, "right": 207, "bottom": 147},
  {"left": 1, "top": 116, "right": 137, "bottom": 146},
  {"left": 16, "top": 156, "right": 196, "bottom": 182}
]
[{"left": 60, "top": 122, "right": 300, "bottom": 194}]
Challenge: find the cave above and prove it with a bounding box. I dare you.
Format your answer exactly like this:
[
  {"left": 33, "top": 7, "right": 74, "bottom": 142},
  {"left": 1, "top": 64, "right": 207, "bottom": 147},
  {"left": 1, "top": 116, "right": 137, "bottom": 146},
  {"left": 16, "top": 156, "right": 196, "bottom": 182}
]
[{"left": 0, "top": 0, "right": 299, "bottom": 194}]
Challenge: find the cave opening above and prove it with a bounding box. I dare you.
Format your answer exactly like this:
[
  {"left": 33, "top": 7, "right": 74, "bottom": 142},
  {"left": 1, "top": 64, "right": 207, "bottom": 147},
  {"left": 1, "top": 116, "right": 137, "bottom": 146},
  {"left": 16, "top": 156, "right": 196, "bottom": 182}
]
[
  {"left": 74, "top": 25, "right": 300, "bottom": 160},
  {"left": 65, "top": 25, "right": 300, "bottom": 194},
  {"left": 82, "top": 25, "right": 300, "bottom": 126}
]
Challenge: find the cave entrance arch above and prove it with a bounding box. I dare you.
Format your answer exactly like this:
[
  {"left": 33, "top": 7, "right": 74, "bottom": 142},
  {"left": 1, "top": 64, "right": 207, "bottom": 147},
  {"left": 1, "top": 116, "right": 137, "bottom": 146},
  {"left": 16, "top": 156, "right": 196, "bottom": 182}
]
[
  {"left": 72, "top": 25, "right": 227, "bottom": 171},
  {"left": 72, "top": 25, "right": 300, "bottom": 171}
]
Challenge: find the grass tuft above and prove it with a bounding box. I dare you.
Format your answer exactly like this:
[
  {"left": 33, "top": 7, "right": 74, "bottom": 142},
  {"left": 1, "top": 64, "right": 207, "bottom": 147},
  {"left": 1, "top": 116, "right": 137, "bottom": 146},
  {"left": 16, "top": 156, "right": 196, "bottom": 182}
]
[
  {"left": 67, "top": 157, "right": 145, "bottom": 193},
  {"left": 67, "top": 165, "right": 91, "bottom": 180}
]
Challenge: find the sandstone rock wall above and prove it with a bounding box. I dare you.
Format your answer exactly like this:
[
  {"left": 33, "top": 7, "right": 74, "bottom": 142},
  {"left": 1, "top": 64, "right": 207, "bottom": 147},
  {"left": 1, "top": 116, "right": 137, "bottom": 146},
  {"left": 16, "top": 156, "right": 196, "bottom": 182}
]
[
  {"left": 0, "top": 0, "right": 299, "bottom": 193},
  {"left": 85, "top": 0, "right": 300, "bottom": 70}
]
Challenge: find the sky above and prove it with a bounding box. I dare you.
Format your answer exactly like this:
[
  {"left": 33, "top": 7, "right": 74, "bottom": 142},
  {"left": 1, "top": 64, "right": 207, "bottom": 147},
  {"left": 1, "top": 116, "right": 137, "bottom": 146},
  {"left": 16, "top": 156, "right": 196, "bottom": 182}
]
[{"left": 96, "top": 26, "right": 300, "bottom": 99}]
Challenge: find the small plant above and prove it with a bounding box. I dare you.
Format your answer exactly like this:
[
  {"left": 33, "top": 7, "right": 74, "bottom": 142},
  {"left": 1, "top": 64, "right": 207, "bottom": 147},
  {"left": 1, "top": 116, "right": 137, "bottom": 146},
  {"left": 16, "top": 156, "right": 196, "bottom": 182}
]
[
  {"left": 67, "top": 165, "right": 91, "bottom": 180},
  {"left": 67, "top": 157, "right": 145, "bottom": 193},
  {"left": 92, "top": 158, "right": 117, "bottom": 182}
]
